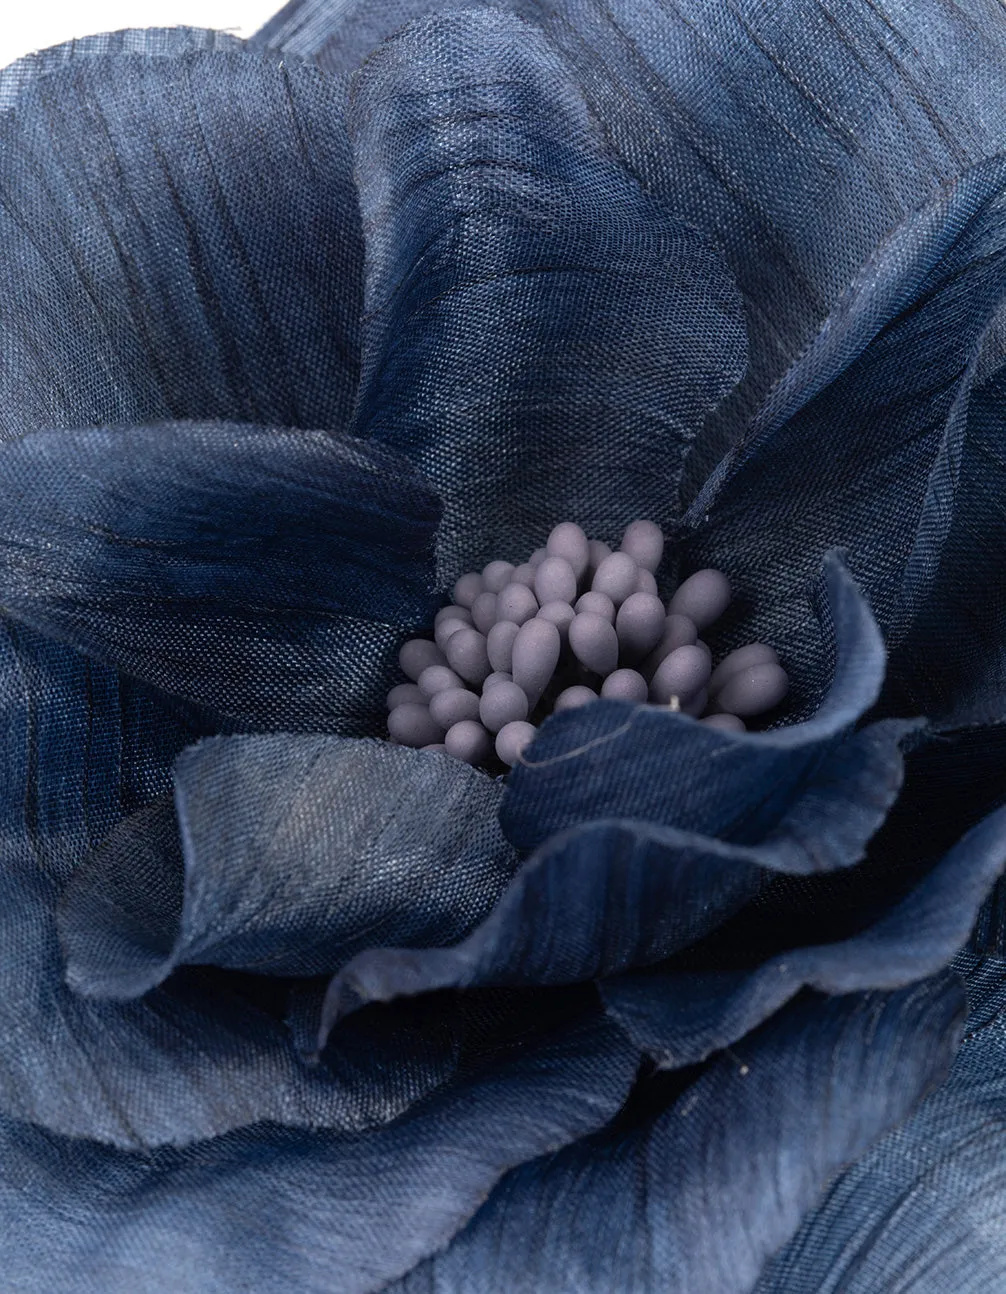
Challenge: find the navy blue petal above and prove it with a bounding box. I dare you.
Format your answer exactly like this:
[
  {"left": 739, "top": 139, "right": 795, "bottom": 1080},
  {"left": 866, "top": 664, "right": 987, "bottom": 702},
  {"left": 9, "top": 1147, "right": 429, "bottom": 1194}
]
[
  {"left": 603, "top": 803, "right": 1006, "bottom": 1068},
  {"left": 314, "top": 565, "right": 904, "bottom": 1042},
  {"left": 518, "top": 0, "right": 1006, "bottom": 488},
  {"left": 745, "top": 721, "right": 1006, "bottom": 966},
  {"left": 60, "top": 735, "right": 516, "bottom": 998},
  {"left": 348, "top": 9, "right": 745, "bottom": 575},
  {"left": 0, "top": 421, "right": 440, "bottom": 729},
  {"left": 0, "top": 49, "right": 361, "bottom": 436},
  {"left": 318, "top": 818, "right": 762, "bottom": 1043},
  {"left": 0, "top": 1011, "right": 638, "bottom": 1293},
  {"left": 0, "top": 29, "right": 244, "bottom": 112},
  {"left": 393, "top": 976, "right": 964, "bottom": 1293},
  {"left": 755, "top": 954, "right": 1006, "bottom": 1294},
  {"left": 58, "top": 796, "right": 184, "bottom": 998},
  {"left": 256, "top": 0, "right": 466, "bottom": 74},
  {"left": 885, "top": 366, "right": 1006, "bottom": 726},
  {"left": 502, "top": 555, "right": 900, "bottom": 850},
  {"left": 681, "top": 158, "right": 1006, "bottom": 693},
  {"left": 318, "top": 700, "right": 911, "bottom": 1042},
  {"left": 0, "top": 624, "right": 486, "bottom": 1148},
  {"left": 261, "top": 0, "right": 1006, "bottom": 483}
]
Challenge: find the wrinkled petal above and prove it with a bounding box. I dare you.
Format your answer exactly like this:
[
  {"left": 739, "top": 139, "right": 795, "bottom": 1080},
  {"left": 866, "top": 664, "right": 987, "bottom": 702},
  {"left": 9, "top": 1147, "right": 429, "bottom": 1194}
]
[
  {"left": 0, "top": 1011, "right": 639, "bottom": 1294},
  {"left": 603, "top": 803, "right": 1006, "bottom": 1067},
  {"left": 318, "top": 819, "right": 761, "bottom": 1043},
  {"left": 0, "top": 50, "right": 361, "bottom": 437},
  {"left": 60, "top": 735, "right": 517, "bottom": 998},
  {"left": 348, "top": 9, "right": 745, "bottom": 578},
  {"left": 0, "top": 625, "right": 485, "bottom": 1149},
  {"left": 742, "top": 720, "right": 1006, "bottom": 966},
  {"left": 315, "top": 564, "right": 908, "bottom": 1042},
  {"left": 0, "top": 29, "right": 244, "bottom": 112},
  {"left": 393, "top": 976, "right": 964, "bottom": 1293},
  {"left": 59, "top": 796, "right": 183, "bottom": 998},
  {"left": 0, "top": 421, "right": 440, "bottom": 729},
  {"left": 524, "top": 0, "right": 1006, "bottom": 487},
  {"left": 682, "top": 157, "right": 1006, "bottom": 699},
  {"left": 755, "top": 954, "right": 1006, "bottom": 1294},
  {"left": 254, "top": 0, "right": 418, "bottom": 67},
  {"left": 503, "top": 555, "right": 898, "bottom": 849},
  {"left": 259, "top": 0, "right": 1006, "bottom": 482},
  {"left": 886, "top": 366, "right": 1006, "bottom": 726},
  {"left": 318, "top": 705, "right": 908, "bottom": 1042}
]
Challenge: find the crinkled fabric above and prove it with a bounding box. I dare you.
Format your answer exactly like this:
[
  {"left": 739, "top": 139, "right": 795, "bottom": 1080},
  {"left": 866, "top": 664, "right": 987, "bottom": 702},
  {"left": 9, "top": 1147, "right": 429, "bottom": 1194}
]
[
  {"left": 0, "top": 1008, "right": 640, "bottom": 1293},
  {"left": 602, "top": 804, "right": 1006, "bottom": 1067},
  {"left": 2, "top": 3, "right": 1006, "bottom": 1289},
  {"left": 886, "top": 362, "right": 1006, "bottom": 728},
  {"left": 255, "top": 0, "right": 1006, "bottom": 486},
  {"left": 392, "top": 976, "right": 965, "bottom": 1293},
  {"left": 60, "top": 736, "right": 517, "bottom": 997},
  {"left": 0, "top": 28, "right": 245, "bottom": 112},
  {"left": 0, "top": 50, "right": 362, "bottom": 439},
  {"left": 754, "top": 954, "right": 1006, "bottom": 1294},
  {"left": 0, "top": 623, "right": 509, "bottom": 1150},
  {"left": 348, "top": 9, "right": 745, "bottom": 580},
  {"left": 0, "top": 421, "right": 441, "bottom": 730}
]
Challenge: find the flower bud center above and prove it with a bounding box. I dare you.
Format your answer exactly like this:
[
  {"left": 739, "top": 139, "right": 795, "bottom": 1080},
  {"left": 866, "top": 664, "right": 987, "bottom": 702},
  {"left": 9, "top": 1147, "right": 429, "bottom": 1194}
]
[{"left": 387, "top": 520, "right": 789, "bottom": 768}]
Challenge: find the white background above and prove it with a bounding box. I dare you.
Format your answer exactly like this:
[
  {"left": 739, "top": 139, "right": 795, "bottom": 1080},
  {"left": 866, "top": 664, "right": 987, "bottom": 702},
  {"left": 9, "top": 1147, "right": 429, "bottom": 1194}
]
[{"left": 2, "top": 3, "right": 280, "bottom": 70}]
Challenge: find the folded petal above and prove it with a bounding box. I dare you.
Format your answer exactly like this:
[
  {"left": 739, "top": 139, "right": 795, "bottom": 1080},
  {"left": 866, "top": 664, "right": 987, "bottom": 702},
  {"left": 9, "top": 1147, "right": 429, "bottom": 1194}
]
[
  {"left": 348, "top": 9, "right": 745, "bottom": 577},
  {"left": 521, "top": 0, "right": 1006, "bottom": 486},
  {"left": 682, "top": 157, "right": 1006, "bottom": 693},
  {"left": 603, "top": 802, "right": 1006, "bottom": 1067},
  {"left": 317, "top": 819, "right": 761, "bottom": 1042},
  {"left": 314, "top": 566, "right": 906, "bottom": 1040},
  {"left": 885, "top": 366, "right": 1006, "bottom": 725},
  {"left": 502, "top": 555, "right": 897, "bottom": 850},
  {"left": 260, "top": 0, "right": 1006, "bottom": 481},
  {"left": 755, "top": 954, "right": 1006, "bottom": 1294},
  {"left": 393, "top": 976, "right": 964, "bottom": 1293},
  {"left": 0, "top": 624, "right": 487, "bottom": 1148},
  {"left": 0, "top": 29, "right": 244, "bottom": 112},
  {"left": 0, "top": 49, "right": 362, "bottom": 437},
  {"left": 0, "top": 1010, "right": 639, "bottom": 1294},
  {"left": 318, "top": 705, "right": 909, "bottom": 1040},
  {"left": 704, "top": 719, "right": 1006, "bottom": 979},
  {"left": 0, "top": 421, "right": 440, "bottom": 729},
  {"left": 13, "top": 891, "right": 468, "bottom": 1154},
  {"left": 58, "top": 796, "right": 184, "bottom": 998},
  {"left": 60, "top": 735, "right": 517, "bottom": 998}
]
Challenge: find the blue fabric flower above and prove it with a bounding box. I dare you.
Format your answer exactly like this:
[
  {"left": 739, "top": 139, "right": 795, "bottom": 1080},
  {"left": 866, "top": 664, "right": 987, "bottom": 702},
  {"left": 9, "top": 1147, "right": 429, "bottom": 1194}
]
[{"left": 2, "top": 3, "right": 1006, "bottom": 1290}]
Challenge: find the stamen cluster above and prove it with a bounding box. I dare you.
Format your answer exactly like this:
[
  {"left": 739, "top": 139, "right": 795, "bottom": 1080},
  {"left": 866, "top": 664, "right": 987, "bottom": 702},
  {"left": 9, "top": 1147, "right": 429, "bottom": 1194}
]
[{"left": 387, "top": 520, "right": 789, "bottom": 769}]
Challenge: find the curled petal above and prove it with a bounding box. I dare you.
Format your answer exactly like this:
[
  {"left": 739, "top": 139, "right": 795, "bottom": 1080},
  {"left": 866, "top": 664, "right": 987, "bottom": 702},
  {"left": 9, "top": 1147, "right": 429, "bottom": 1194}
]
[
  {"left": 0, "top": 627, "right": 468, "bottom": 1149},
  {"left": 603, "top": 802, "right": 1006, "bottom": 1068},
  {"left": 0, "top": 422, "right": 440, "bottom": 729},
  {"left": 393, "top": 977, "right": 964, "bottom": 1294},
  {"left": 348, "top": 8, "right": 745, "bottom": 574},
  {"left": 60, "top": 736, "right": 517, "bottom": 998},
  {"left": 502, "top": 555, "right": 893, "bottom": 849},
  {"left": 318, "top": 707, "right": 908, "bottom": 1044}
]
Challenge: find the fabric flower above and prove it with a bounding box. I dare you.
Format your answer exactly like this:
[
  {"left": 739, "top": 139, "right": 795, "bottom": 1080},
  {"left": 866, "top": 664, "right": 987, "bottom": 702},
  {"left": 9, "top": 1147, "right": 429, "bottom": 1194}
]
[{"left": 2, "top": 2, "right": 1006, "bottom": 1291}]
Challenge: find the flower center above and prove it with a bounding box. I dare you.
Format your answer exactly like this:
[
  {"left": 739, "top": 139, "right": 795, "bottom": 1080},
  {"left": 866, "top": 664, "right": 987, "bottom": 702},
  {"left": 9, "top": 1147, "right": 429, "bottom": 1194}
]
[{"left": 387, "top": 520, "right": 789, "bottom": 769}]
